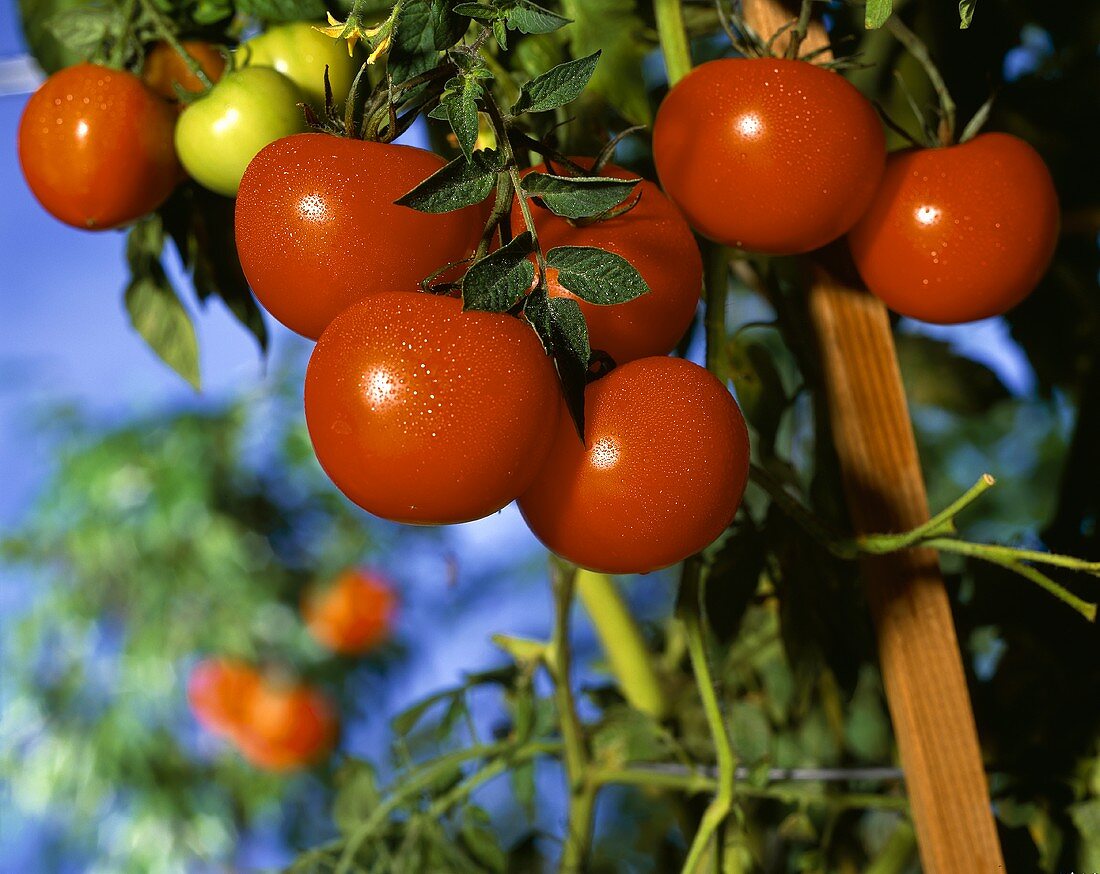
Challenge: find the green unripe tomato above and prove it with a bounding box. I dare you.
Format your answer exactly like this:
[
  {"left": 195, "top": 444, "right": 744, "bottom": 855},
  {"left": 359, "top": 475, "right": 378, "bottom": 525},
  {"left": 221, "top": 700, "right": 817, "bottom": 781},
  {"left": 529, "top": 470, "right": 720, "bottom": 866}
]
[
  {"left": 174, "top": 67, "right": 307, "bottom": 197},
  {"left": 239, "top": 22, "right": 361, "bottom": 112}
]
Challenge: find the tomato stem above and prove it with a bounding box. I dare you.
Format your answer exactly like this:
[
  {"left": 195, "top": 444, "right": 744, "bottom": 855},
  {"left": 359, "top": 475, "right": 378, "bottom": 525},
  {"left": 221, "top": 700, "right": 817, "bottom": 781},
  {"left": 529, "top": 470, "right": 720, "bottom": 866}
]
[
  {"left": 785, "top": 0, "right": 816, "bottom": 59},
  {"left": 885, "top": 14, "right": 956, "bottom": 146},
  {"left": 655, "top": 0, "right": 693, "bottom": 85},
  {"left": 136, "top": 0, "right": 213, "bottom": 89}
]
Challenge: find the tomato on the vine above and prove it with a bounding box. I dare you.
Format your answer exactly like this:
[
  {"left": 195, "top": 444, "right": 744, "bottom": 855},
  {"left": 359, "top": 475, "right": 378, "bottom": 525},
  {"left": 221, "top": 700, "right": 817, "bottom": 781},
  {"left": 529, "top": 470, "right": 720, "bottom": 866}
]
[
  {"left": 18, "top": 63, "right": 180, "bottom": 229},
  {"left": 303, "top": 568, "right": 397, "bottom": 655},
  {"left": 514, "top": 160, "right": 702, "bottom": 364},
  {"left": 235, "top": 133, "right": 485, "bottom": 339},
  {"left": 174, "top": 66, "right": 307, "bottom": 197},
  {"left": 142, "top": 40, "right": 225, "bottom": 103},
  {"left": 240, "top": 22, "right": 360, "bottom": 112},
  {"left": 518, "top": 356, "right": 750, "bottom": 574},
  {"left": 847, "top": 133, "right": 1059, "bottom": 324},
  {"left": 653, "top": 58, "right": 885, "bottom": 255},
  {"left": 305, "top": 292, "right": 561, "bottom": 525},
  {"left": 187, "top": 658, "right": 260, "bottom": 738},
  {"left": 235, "top": 681, "right": 337, "bottom": 772}
]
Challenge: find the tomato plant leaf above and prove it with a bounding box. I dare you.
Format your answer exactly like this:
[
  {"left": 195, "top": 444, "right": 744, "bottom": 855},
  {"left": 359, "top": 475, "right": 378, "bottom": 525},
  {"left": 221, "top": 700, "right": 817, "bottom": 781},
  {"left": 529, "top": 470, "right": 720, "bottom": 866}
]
[
  {"left": 506, "top": 0, "right": 571, "bottom": 34},
  {"left": 439, "top": 73, "right": 483, "bottom": 161},
  {"left": 512, "top": 50, "right": 601, "bottom": 114},
  {"left": 563, "top": 0, "right": 651, "bottom": 125},
  {"left": 332, "top": 760, "right": 380, "bottom": 837},
  {"left": 453, "top": 2, "right": 497, "bottom": 21},
  {"left": 525, "top": 289, "right": 590, "bottom": 434},
  {"left": 397, "top": 149, "right": 504, "bottom": 213},
  {"left": 462, "top": 232, "right": 535, "bottom": 312},
  {"left": 546, "top": 245, "right": 649, "bottom": 305},
  {"left": 522, "top": 173, "right": 638, "bottom": 219},
  {"left": 43, "top": 6, "right": 119, "bottom": 59},
  {"left": 864, "top": 0, "right": 892, "bottom": 29},
  {"left": 236, "top": 0, "right": 326, "bottom": 23},
  {"left": 459, "top": 807, "right": 506, "bottom": 873},
  {"left": 958, "top": 0, "right": 977, "bottom": 28}
]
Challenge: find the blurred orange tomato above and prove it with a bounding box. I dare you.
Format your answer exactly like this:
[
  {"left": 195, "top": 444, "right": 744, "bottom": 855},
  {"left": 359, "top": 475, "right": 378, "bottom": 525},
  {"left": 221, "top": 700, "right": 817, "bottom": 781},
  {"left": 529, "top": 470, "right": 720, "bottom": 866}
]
[{"left": 303, "top": 568, "right": 398, "bottom": 655}]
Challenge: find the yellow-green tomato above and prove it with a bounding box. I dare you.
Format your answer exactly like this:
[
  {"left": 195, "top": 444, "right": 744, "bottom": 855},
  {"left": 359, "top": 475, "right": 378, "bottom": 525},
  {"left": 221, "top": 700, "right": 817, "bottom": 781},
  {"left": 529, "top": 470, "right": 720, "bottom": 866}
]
[
  {"left": 239, "top": 22, "right": 360, "bottom": 112},
  {"left": 174, "top": 67, "right": 307, "bottom": 197}
]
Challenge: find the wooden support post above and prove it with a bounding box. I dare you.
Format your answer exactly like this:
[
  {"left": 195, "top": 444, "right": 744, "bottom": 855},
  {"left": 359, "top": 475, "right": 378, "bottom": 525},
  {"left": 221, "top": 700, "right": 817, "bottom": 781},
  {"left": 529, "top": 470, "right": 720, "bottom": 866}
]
[{"left": 739, "top": 2, "right": 1006, "bottom": 869}]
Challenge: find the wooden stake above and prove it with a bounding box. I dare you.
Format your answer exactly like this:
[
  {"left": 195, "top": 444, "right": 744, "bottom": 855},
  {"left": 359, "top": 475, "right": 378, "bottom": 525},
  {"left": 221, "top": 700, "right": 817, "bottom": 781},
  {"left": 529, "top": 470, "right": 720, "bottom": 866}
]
[{"left": 739, "top": 2, "right": 1006, "bottom": 869}]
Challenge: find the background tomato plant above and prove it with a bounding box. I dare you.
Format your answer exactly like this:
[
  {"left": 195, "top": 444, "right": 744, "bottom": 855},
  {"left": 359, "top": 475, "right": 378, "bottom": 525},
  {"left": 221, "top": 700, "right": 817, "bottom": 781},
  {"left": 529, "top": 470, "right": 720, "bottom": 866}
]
[{"left": 2, "top": 0, "right": 1098, "bottom": 872}]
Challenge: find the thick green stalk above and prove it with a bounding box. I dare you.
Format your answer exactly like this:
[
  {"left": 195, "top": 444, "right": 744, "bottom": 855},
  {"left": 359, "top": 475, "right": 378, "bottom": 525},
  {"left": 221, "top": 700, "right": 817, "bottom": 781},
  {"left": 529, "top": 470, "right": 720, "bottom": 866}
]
[
  {"left": 576, "top": 570, "right": 669, "bottom": 719},
  {"left": 655, "top": 0, "right": 693, "bottom": 85}
]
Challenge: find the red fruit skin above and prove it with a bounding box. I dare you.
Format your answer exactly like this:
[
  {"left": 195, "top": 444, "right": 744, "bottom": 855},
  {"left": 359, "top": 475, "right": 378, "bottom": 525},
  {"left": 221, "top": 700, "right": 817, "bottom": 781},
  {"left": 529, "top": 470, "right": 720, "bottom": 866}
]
[
  {"left": 847, "top": 133, "right": 1060, "bottom": 324},
  {"left": 187, "top": 658, "right": 261, "bottom": 738},
  {"left": 236, "top": 683, "right": 337, "bottom": 772},
  {"left": 514, "top": 160, "right": 703, "bottom": 364},
  {"left": 142, "top": 40, "right": 226, "bottom": 103},
  {"left": 653, "top": 58, "right": 885, "bottom": 254},
  {"left": 304, "top": 292, "right": 561, "bottom": 525},
  {"left": 518, "top": 356, "right": 750, "bottom": 574},
  {"left": 18, "top": 63, "right": 181, "bottom": 230},
  {"left": 234, "top": 133, "right": 486, "bottom": 339},
  {"left": 303, "top": 568, "right": 397, "bottom": 655}
]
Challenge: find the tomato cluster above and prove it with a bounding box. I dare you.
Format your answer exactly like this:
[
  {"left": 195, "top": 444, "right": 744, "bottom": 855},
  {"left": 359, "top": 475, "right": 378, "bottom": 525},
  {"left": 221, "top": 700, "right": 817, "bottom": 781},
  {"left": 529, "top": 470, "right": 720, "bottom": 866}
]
[
  {"left": 187, "top": 658, "right": 337, "bottom": 772},
  {"left": 19, "top": 36, "right": 1062, "bottom": 573}
]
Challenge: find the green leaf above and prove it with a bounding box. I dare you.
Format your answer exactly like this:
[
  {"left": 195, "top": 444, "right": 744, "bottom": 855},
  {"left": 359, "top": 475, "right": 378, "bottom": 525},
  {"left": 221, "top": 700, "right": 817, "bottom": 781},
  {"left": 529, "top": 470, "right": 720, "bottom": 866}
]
[
  {"left": 124, "top": 276, "right": 201, "bottom": 391},
  {"left": 525, "top": 290, "right": 590, "bottom": 434},
  {"left": 511, "top": 761, "right": 536, "bottom": 820},
  {"left": 392, "top": 688, "right": 456, "bottom": 736},
  {"left": 958, "top": 0, "right": 977, "bottom": 28},
  {"left": 396, "top": 149, "right": 503, "bottom": 213},
  {"left": 332, "top": 760, "right": 380, "bottom": 836},
  {"left": 865, "top": 0, "right": 892, "bottom": 28},
  {"left": 506, "top": 0, "right": 571, "bottom": 33},
  {"left": 512, "top": 50, "right": 601, "bottom": 114},
  {"left": 726, "top": 339, "right": 786, "bottom": 456},
  {"left": 460, "top": 807, "right": 506, "bottom": 873},
  {"left": 389, "top": 0, "right": 465, "bottom": 88},
  {"left": 236, "top": 0, "right": 326, "bottom": 22},
  {"left": 563, "top": 0, "right": 651, "bottom": 125},
  {"left": 462, "top": 232, "right": 535, "bottom": 312},
  {"left": 895, "top": 334, "right": 1009, "bottom": 414},
  {"left": 453, "top": 1, "right": 496, "bottom": 20},
  {"left": 124, "top": 219, "right": 201, "bottom": 390},
  {"left": 728, "top": 701, "right": 772, "bottom": 764},
  {"left": 440, "top": 75, "right": 482, "bottom": 160},
  {"left": 522, "top": 173, "right": 638, "bottom": 219},
  {"left": 545, "top": 245, "right": 649, "bottom": 306},
  {"left": 43, "top": 6, "right": 117, "bottom": 59}
]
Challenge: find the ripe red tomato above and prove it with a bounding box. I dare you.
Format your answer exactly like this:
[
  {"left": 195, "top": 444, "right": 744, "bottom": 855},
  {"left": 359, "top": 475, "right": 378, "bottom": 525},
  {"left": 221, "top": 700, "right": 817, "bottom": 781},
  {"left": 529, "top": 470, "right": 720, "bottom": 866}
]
[
  {"left": 653, "top": 58, "right": 885, "bottom": 255},
  {"left": 305, "top": 292, "right": 561, "bottom": 524},
  {"left": 518, "top": 356, "right": 750, "bottom": 574},
  {"left": 847, "top": 133, "right": 1059, "bottom": 324},
  {"left": 18, "top": 63, "right": 180, "bottom": 230},
  {"left": 514, "top": 160, "right": 702, "bottom": 364},
  {"left": 303, "top": 568, "right": 397, "bottom": 655},
  {"left": 187, "top": 658, "right": 260, "bottom": 738},
  {"left": 236, "top": 133, "right": 486, "bottom": 339},
  {"left": 142, "top": 40, "right": 226, "bottom": 103},
  {"left": 235, "top": 681, "right": 337, "bottom": 772}
]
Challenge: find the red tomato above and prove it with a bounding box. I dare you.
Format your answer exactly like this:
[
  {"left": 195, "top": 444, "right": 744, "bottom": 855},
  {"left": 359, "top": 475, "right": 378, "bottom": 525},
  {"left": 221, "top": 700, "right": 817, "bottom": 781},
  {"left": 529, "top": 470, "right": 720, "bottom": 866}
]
[
  {"left": 142, "top": 40, "right": 226, "bottom": 103},
  {"left": 847, "top": 133, "right": 1059, "bottom": 324},
  {"left": 235, "top": 681, "right": 337, "bottom": 772},
  {"left": 303, "top": 568, "right": 397, "bottom": 655},
  {"left": 653, "top": 58, "right": 885, "bottom": 255},
  {"left": 305, "top": 291, "right": 561, "bottom": 524},
  {"left": 18, "top": 63, "right": 181, "bottom": 230},
  {"left": 187, "top": 658, "right": 261, "bottom": 739},
  {"left": 514, "top": 160, "right": 702, "bottom": 364},
  {"left": 518, "top": 356, "right": 750, "bottom": 574},
  {"left": 235, "top": 133, "right": 486, "bottom": 339}
]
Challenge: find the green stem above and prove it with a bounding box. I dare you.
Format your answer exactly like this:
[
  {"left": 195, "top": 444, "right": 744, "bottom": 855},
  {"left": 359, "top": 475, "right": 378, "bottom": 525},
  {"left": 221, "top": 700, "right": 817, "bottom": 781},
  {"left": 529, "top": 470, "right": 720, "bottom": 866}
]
[
  {"left": 548, "top": 560, "right": 597, "bottom": 872},
  {"left": 703, "top": 244, "right": 729, "bottom": 375},
  {"left": 785, "top": 0, "right": 815, "bottom": 59},
  {"left": 333, "top": 740, "right": 559, "bottom": 873},
  {"left": 576, "top": 570, "right": 670, "bottom": 719},
  {"left": 108, "top": 0, "right": 137, "bottom": 68},
  {"left": 885, "top": 14, "right": 956, "bottom": 145},
  {"left": 678, "top": 560, "right": 737, "bottom": 874},
  {"left": 655, "top": 0, "right": 693, "bottom": 86},
  {"left": 136, "top": 0, "right": 213, "bottom": 88},
  {"left": 856, "top": 473, "right": 996, "bottom": 552}
]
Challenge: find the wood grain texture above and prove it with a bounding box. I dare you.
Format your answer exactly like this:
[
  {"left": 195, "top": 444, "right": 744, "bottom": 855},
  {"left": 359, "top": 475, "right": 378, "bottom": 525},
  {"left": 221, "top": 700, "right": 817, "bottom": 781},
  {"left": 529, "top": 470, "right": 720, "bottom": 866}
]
[{"left": 739, "top": 2, "right": 1005, "bottom": 869}]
